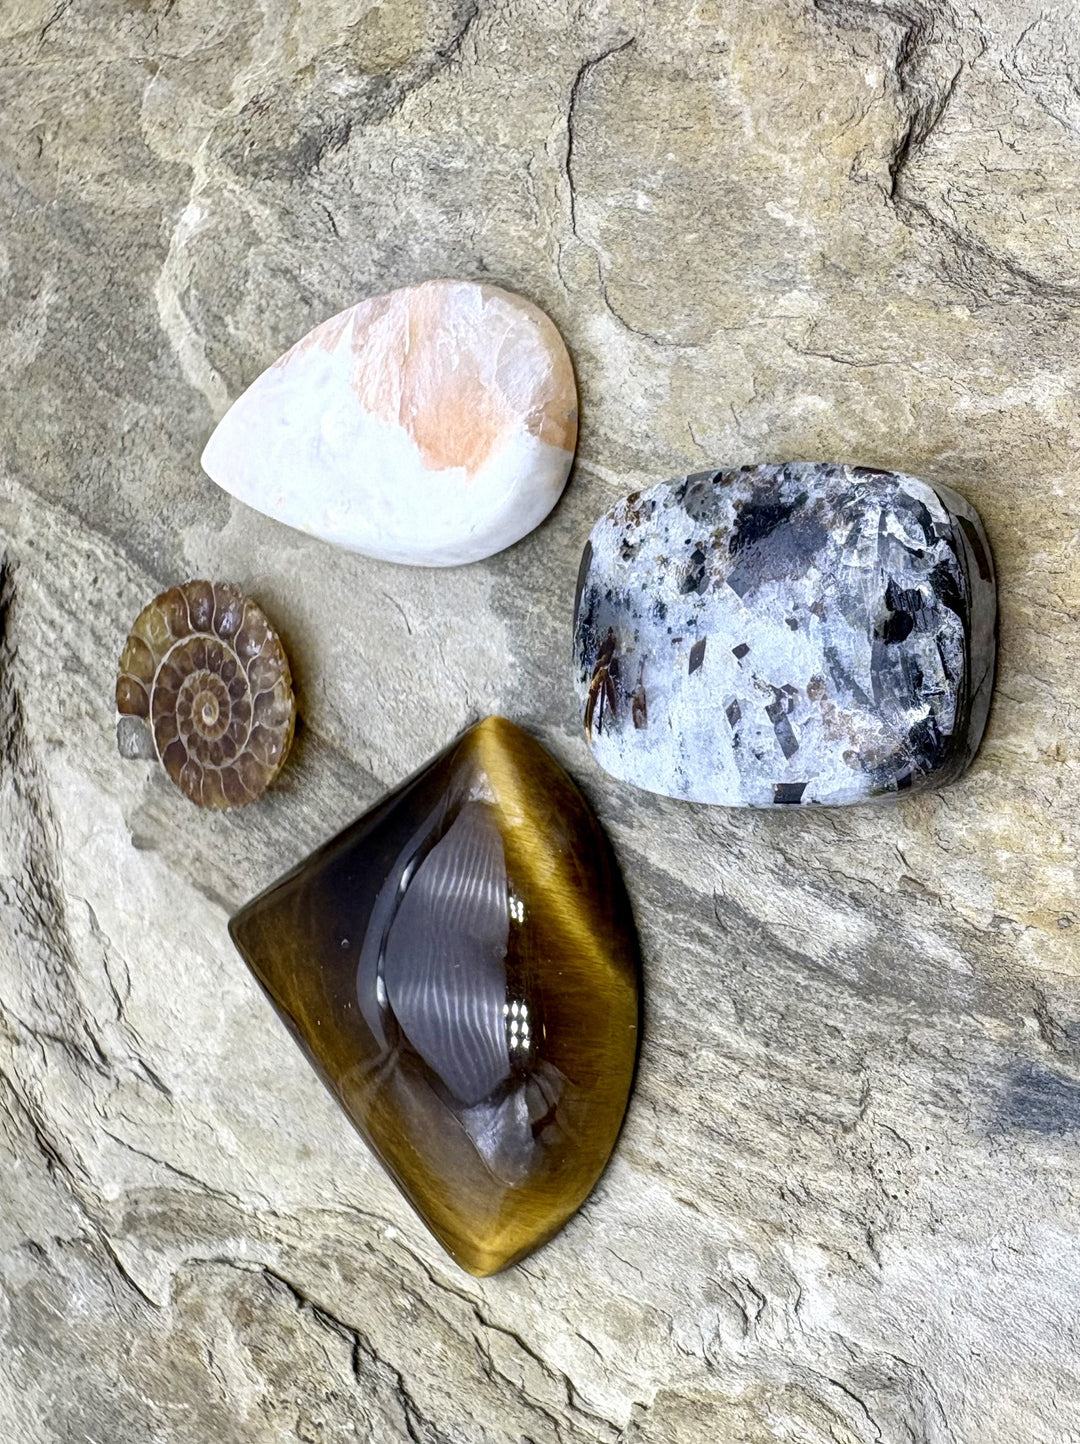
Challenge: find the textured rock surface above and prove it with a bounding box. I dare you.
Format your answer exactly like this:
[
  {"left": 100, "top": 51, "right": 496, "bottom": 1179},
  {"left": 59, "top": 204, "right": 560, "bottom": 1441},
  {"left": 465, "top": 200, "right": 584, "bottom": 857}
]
[
  {"left": 1, "top": 1, "right": 1079, "bottom": 1440},
  {"left": 574, "top": 464, "right": 996, "bottom": 806},
  {"left": 201, "top": 280, "right": 579, "bottom": 566}
]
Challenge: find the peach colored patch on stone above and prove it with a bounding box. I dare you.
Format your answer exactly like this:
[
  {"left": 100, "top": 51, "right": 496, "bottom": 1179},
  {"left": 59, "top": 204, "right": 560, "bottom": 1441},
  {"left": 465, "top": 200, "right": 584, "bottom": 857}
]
[{"left": 280, "top": 281, "right": 577, "bottom": 477}]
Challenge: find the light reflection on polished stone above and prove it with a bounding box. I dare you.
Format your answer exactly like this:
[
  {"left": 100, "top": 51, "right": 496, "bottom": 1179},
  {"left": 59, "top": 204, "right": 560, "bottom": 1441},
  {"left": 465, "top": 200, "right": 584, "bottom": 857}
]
[{"left": 230, "top": 717, "right": 641, "bottom": 1276}]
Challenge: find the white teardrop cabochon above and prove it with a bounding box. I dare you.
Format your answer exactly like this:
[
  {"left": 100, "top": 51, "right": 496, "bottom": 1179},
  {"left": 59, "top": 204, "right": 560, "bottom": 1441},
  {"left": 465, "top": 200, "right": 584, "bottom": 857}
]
[{"left": 201, "top": 279, "right": 579, "bottom": 568}]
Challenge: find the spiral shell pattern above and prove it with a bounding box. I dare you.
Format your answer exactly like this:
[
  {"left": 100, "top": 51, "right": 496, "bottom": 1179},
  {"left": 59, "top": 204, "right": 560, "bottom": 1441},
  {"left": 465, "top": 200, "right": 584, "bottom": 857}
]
[{"left": 116, "top": 581, "right": 296, "bottom": 809}]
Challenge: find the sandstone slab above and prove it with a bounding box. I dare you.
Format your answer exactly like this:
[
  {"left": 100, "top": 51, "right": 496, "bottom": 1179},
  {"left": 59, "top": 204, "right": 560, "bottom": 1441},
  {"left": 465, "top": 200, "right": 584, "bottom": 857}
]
[{"left": 2, "top": 1, "right": 1080, "bottom": 1441}]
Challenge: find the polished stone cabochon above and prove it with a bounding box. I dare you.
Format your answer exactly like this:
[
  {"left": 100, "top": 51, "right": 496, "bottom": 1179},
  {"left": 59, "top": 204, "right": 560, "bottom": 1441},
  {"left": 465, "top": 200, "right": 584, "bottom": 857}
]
[
  {"left": 229, "top": 718, "right": 640, "bottom": 1276},
  {"left": 201, "top": 280, "right": 579, "bottom": 567},
  {"left": 573, "top": 463, "right": 997, "bottom": 806}
]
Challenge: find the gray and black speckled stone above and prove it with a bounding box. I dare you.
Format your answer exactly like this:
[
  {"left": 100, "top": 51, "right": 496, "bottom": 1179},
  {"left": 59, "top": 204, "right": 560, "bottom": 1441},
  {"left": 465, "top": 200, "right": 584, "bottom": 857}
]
[{"left": 573, "top": 463, "right": 997, "bottom": 806}]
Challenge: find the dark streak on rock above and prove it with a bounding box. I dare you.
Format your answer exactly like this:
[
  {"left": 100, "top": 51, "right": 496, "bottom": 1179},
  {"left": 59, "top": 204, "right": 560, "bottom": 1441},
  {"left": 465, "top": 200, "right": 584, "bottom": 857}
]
[
  {"left": 0, "top": 558, "right": 111, "bottom": 1081},
  {"left": 224, "top": 1, "right": 483, "bottom": 182},
  {"left": 811, "top": 0, "right": 963, "bottom": 199},
  {"left": 566, "top": 37, "right": 637, "bottom": 242},
  {"left": 997, "top": 1062, "right": 1080, "bottom": 1135}
]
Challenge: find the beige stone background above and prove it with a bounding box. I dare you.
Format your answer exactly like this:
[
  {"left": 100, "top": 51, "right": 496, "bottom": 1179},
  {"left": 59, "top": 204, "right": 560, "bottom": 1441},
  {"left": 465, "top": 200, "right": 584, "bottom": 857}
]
[{"left": 1, "top": 0, "right": 1079, "bottom": 1439}]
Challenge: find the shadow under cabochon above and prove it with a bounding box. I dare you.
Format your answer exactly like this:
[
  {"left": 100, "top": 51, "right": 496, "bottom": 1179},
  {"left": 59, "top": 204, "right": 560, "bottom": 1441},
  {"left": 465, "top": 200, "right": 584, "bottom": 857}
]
[
  {"left": 201, "top": 279, "right": 578, "bottom": 567},
  {"left": 574, "top": 463, "right": 997, "bottom": 806},
  {"left": 229, "top": 718, "right": 640, "bottom": 1277}
]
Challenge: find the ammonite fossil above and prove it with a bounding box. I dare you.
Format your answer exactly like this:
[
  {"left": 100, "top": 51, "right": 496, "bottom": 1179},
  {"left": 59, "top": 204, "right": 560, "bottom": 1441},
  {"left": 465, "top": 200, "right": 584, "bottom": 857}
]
[{"left": 116, "top": 581, "right": 296, "bottom": 809}]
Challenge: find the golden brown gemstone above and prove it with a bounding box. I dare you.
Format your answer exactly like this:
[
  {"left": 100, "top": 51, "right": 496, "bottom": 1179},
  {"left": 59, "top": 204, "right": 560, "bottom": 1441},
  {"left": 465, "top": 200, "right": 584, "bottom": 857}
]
[
  {"left": 229, "top": 717, "right": 641, "bottom": 1277},
  {"left": 115, "top": 580, "right": 296, "bottom": 809}
]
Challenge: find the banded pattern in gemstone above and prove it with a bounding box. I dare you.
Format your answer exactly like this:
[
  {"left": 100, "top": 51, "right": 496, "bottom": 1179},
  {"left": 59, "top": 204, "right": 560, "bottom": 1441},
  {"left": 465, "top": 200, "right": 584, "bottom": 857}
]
[{"left": 229, "top": 718, "right": 641, "bottom": 1276}]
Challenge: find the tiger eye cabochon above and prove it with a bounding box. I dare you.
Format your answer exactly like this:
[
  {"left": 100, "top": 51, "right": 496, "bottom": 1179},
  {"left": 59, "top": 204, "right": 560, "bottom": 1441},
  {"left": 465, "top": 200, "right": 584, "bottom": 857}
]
[
  {"left": 116, "top": 581, "right": 296, "bottom": 809},
  {"left": 230, "top": 717, "right": 641, "bottom": 1276}
]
